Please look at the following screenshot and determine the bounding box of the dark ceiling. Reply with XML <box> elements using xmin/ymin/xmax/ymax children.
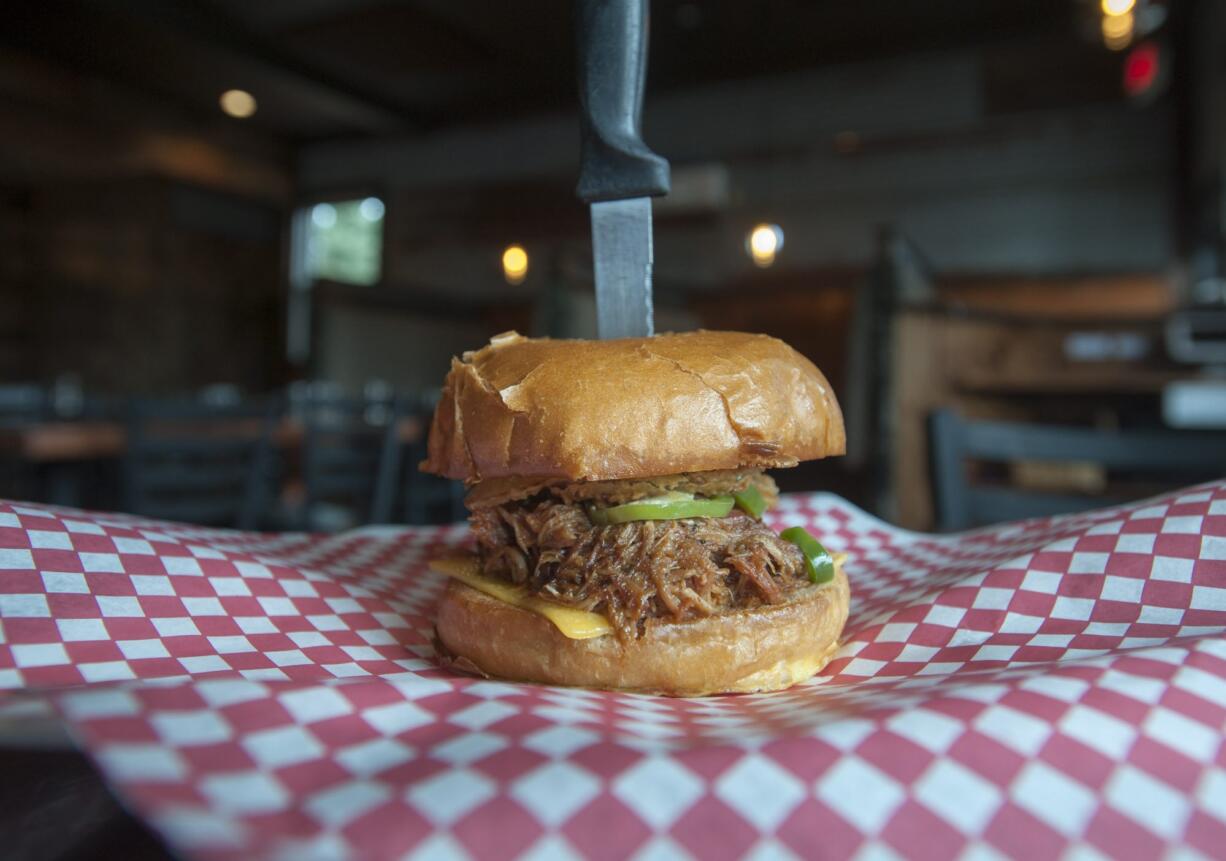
<box><xmin>0</xmin><ymin>0</ymin><xmax>1097</xmax><ymax>143</ymax></box>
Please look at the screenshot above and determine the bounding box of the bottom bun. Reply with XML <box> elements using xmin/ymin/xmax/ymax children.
<box><xmin>434</xmin><ymin>564</ymin><xmax>850</xmax><ymax>696</ymax></box>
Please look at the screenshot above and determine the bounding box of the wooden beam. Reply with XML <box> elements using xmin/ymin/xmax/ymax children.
<box><xmin>173</xmin><ymin>0</ymin><xmax>427</xmax><ymax>129</ymax></box>
<box><xmin>0</xmin><ymin>0</ymin><xmax>411</xmax><ymax>136</ymax></box>
<box><xmin>0</xmin><ymin>53</ymin><xmax>290</xmax><ymax>200</ymax></box>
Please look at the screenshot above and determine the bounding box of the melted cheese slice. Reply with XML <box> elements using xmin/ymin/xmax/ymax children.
<box><xmin>431</xmin><ymin>551</ymin><xmax>848</xmax><ymax>643</ymax></box>
<box><xmin>430</xmin><ymin>556</ymin><xmax>612</xmax><ymax>640</ymax></box>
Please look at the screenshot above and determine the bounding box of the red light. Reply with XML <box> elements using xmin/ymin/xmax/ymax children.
<box><xmin>1123</xmin><ymin>42</ymin><xmax>1160</xmax><ymax>97</ymax></box>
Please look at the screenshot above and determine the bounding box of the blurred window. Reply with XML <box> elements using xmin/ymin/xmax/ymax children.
<box><xmin>301</xmin><ymin>197</ymin><xmax>384</xmax><ymax>286</ymax></box>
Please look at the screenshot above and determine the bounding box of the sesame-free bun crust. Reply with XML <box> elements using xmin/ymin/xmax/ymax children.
<box><xmin>434</xmin><ymin>563</ymin><xmax>850</xmax><ymax>696</ymax></box>
<box><xmin>421</xmin><ymin>330</ymin><xmax>845</xmax><ymax>485</ymax></box>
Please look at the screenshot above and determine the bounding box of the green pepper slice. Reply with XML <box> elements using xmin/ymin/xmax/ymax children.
<box><xmin>732</xmin><ymin>486</ymin><xmax>767</xmax><ymax>519</ymax></box>
<box><xmin>588</xmin><ymin>493</ymin><xmax>735</xmax><ymax>525</ymax></box>
<box><xmin>779</xmin><ymin>526</ymin><xmax>836</xmax><ymax>584</ymax></box>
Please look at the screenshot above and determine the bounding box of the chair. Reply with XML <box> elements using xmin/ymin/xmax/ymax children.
<box><xmin>929</xmin><ymin>409</ymin><xmax>1226</xmax><ymax>531</ymax></box>
<box><xmin>122</xmin><ymin>398</ymin><xmax>282</xmax><ymax>529</ymax></box>
<box><xmin>372</xmin><ymin>391</ymin><xmax>466</xmax><ymax>526</ymax></box>
<box><xmin>0</xmin><ymin>384</ymin><xmax>51</xmax><ymax>502</ymax></box>
<box><xmin>0</xmin><ymin>384</ymin><xmax>49</xmax><ymax>422</ymax></box>
<box><xmin>300</xmin><ymin>390</ymin><xmax>402</xmax><ymax>530</ymax></box>
<box><xmin>844</xmin><ymin>228</ymin><xmax>937</xmax><ymax>518</ymax></box>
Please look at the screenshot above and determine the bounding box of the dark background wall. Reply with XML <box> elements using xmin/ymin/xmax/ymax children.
<box><xmin>0</xmin><ymin>0</ymin><xmax>1206</xmax><ymax>398</ymax></box>
<box><xmin>0</xmin><ymin>31</ymin><xmax>291</xmax><ymax>394</ymax></box>
<box><xmin>299</xmin><ymin>49</ymin><xmax>1175</xmax><ymax>389</ymax></box>
<box><xmin>1</xmin><ymin>180</ymin><xmax>285</xmax><ymax>393</ymax></box>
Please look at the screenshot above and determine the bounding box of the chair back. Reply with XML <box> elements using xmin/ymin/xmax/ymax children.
<box><xmin>301</xmin><ymin>391</ymin><xmax>401</xmax><ymax>530</ymax></box>
<box><xmin>372</xmin><ymin>391</ymin><xmax>465</xmax><ymax>526</ymax></box>
<box><xmin>123</xmin><ymin>398</ymin><xmax>281</xmax><ymax>529</ymax></box>
<box><xmin>0</xmin><ymin>384</ymin><xmax>52</xmax><ymax>501</ymax></box>
<box><xmin>929</xmin><ymin>409</ymin><xmax>1226</xmax><ymax>530</ymax></box>
<box><xmin>0</xmin><ymin>384</ymin><xmax>49</xmax><ymax>423</ymax></box>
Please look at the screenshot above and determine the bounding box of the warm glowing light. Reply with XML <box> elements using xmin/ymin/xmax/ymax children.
<box><xmin>502</xmin><ymin>244</ymin><xmax>529</xmax><ymax>284</ymax></box>
<box><xmin>219</xmin><ymin>89</ymin><xmax>257</xmax><ymax>118</ymax></box>
<box><xmin>1101</xmin><ymin>0</ymin><xmax>1136</xmax><ymax>16</ymax></box>
<box><xmin>747</xmin><ymin>223</ymin><xmax>784</xmax><ymax>268</ymax></box>
<box><xmin>1102</xmin><ymin>11</ymin><xmax>1134</xmax><ymax>50</ymax></box>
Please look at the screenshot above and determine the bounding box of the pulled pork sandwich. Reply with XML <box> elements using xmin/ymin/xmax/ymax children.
<box><xmin>421</xmin><ymin>330</ymin><xmax>849</xmax><ymax>696</ymax></box>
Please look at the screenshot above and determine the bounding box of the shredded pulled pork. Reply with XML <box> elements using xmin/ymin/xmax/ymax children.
<box><xmin>469</xmin><ymin>485</ymin><xmax>809</xmax><ymax>640</ymax></box>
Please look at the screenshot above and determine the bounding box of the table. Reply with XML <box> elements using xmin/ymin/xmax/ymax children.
<box><xmin>0</xmin><ymin>417</ymin><xmax>425</xmax><ymax>464</ymax></box>
<box><xmin>2</xmin><ymin>485</ymin><xmax>1224</xmax><ymax>860</ymax></box>
<box><xmin>0</xmin><ymin>417</ymin><xmax>424</xmax><ymax>507</ymax></box>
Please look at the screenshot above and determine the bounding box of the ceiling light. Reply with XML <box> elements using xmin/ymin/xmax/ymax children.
<box><xmin>1101</xmin><ymin>0</ymin><xmax>1136</xmax><ymax>16</ymax></box>
<box><xmin>747</xmin><ymin>224</ymin><xmax>784</xmax><ymax>268</ymax></box>
<box><xmin>1102</xmin><ymin>11</ymin><xmax>1134</xmax><ymax>50</ymax></box>
<box><xmin>311</xmin><ymin>203</ymin><xmax>337</xmax><ymax>229</ymax></box>
<box><xmin>502</xmin><ymin>244</ymin><xmax>528</xmax><ymax>285</ymax></box>
<box><xmin>219</xmin><ymin>89</ymin><xmax>257</xmax><ymax>119</ymax></box>
<box><xmin>359</xmin><ymin>197</ymin><xmax>385</xmax><ymax>222</ymax></box>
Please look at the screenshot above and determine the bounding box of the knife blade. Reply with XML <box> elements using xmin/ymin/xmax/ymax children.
<box><xmin>575</xmin><ymin>0</ymin><xmax>670</xmax><ymax>340</ymax></box>
<box><xmin>590</xmin><ymin>197</ymin><xmax>654</xmax><ymax>339</ymax></box>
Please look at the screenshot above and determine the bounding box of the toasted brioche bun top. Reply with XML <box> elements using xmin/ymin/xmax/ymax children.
<box><xmin>421</xmin><ymin>330</ymin><xmax>845</xmax><ymax>485</ymax></box>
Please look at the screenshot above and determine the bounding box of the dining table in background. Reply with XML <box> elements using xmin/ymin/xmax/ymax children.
<box><xmin>0</xmin><ymin>416</ymin><xmax>425</xmax><ymax>508</ymax></box>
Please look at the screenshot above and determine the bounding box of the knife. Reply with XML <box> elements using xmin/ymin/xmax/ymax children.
<box><xmin>576</xmin><ymin>0</ymin><xmax>671</xmax><ymax>339</ymax></box>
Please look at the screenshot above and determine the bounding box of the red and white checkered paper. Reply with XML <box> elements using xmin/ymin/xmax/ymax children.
<box><xmin>2</xmin><ymin>483</ymin><xmax>1225</xmax><ymax>861</ymax></box>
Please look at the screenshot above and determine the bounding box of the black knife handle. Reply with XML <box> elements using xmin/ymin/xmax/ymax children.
<box><xmin>576</xmin><ymin>0</ymin><xmax>670</xmax><ymax>203</ymax></box>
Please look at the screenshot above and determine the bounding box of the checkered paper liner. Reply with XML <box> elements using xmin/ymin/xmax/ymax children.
<box><xmin>1</xmin><ymin>484</ymin><xmax>1225</xmax><ymax>861</ymax></box>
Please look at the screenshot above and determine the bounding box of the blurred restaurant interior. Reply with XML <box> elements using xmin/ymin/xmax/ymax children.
<box><xmin>2</xmin><ymin>0</ymin><xmax>1226</xmax><ymax>533</ymax></box>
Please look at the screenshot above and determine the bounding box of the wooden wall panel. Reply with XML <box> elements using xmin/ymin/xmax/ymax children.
<box><xmin>12</xmin><ymin>180</ymin><xmax>284</xmax><ymax>394</ymax></box>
